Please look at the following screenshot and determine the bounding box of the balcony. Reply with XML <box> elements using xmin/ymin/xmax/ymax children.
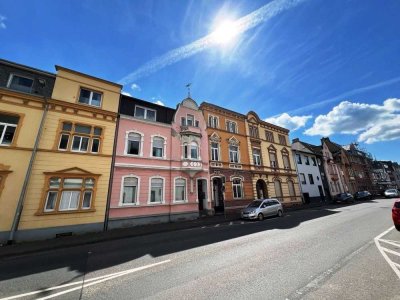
<box><xmin>180</xmin><ymin>125</ymin><xmax>201</xmax><ymax>137</ymax></box>
<box><xmin>181</xmin><ymin>160</ymin><xmax>203</xmax><ymax>177</ymax></box>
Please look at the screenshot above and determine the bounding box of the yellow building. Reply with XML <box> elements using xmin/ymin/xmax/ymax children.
<box><xmin>245</xmin><ymin>111</ymin><xmax>302</xmax><ymax>206</ymax></box>
<box><xmin>0</xmin><ymin>60</ymin><xmax>121</xmax><ymax>242</ymax></box>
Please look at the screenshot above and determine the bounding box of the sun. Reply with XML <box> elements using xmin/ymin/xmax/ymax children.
<box><xmin>211</xmin><ymin>20</ymin><xmax>240</xmax><ymax>45</ymax></box>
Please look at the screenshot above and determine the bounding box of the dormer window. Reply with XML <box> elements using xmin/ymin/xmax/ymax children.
<box><xmin>181</xmin><ymin>114</ymin><xmax>199</xmax><ymax>127</ymax></box>
<box><xmin>7</xmin><ymin>74</ymin><xmax>34</xmax><ymax>93</ymax></box>
<box><xmin>78</xmin><ymin>88</ymin><xmax>102</xmax><ymax>107</ymax></box>
<box><xmin>187</xmin><ymin>114</ymin><xmax>194</xmax><ymax>126</ymax></box>
<box><xmin>134</xmin><ymin>106</ymin><xmax>156</xmax><ymax>121</ymax></box>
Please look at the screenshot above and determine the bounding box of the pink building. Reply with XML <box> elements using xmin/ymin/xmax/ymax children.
<box><xmin>108</xmin><ymin>95</ymin><xmax>211</xmax><ymax>228</ymax></box>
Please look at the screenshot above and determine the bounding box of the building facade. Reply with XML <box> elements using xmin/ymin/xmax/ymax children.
<box><xmin>108</xmin><ymin>96</ymin><xmax>210</xmax><ymax>228</ymax></box>
<box><xmin>0</xmin><ymin>59</ymin><xmax>56</xmax><ymax>243</ymax></box>
<box><xmin>292</xmin><ymin>139</ymin><xmax>325</xmax><ymax>203</ymax></box>
<box><xmin>1</xmin><ymin>62</ymin><xmax>121</xmax><ymax>242</ymax></box>
<box><xmin>200</xmin><ymin>102</ymin><xmax>253</xmax><ymax>213</ymax></box>
<box><xmin>246</xmin><ymin>112</ymin><xmax>302</xmax><ymax>206</ymax></box>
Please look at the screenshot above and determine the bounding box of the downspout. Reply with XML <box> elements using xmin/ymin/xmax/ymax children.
<box><xmin>8</xmin><ymin>97</ymin><xmax>49</xmax><ymax>243</ymax></box>
<box><xmin>168</xmin><ymin>126</ymin><xmax>173</xmax><ymax>223</ymax></box>
<box><xmin>293</xmin><ymin>150</ymin><xmax>304</xmax><ymax>204</ymax></box>
<box><xmin>103</xmin><ymin>96</ymin><xmax>121</xmax><ymax>231</ymax></box>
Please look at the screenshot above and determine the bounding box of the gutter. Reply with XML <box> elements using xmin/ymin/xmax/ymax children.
<box><xmin>8</xmin><ymin>98</ymin><xmax>49</xmax><ymax>243</ymax></box>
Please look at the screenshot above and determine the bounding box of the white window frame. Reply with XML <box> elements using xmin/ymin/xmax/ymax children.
<box><xmin>226</xmin><ymin>120</ymin><xmax>238</xmax><ymax>133</ymax></box>
<box><xmin>148</xmin><ymin>176</ymin><xmax>165</xmax><ymax>204</ymax></box>
<box><xmin>71</xmin><ymin>135</ymin><xmax>90</xmax><ymax>152</ymax></box>
<box><xmin>208</xmin><ymin>115</ymin><xmax>219</xmax><ymax>128</ymax></box>
<box><xmin>190</xmin><ymin>141</ymin><xmax>199</xmax><ymax>160</ymax></box>
<box><xmin>78</xmin><ymin>88</ymin><xmax>102</xmax><ymax>107</ymax></box>
<box><xmin>119</xmin><ymin>175</ymin><xmax>140</xmax><ymax>206</ymax></box>
<box><xmin>7</xmin><ymin>73</ymin><xmax>34</xmax><ymax>93</ymax></box>
<box><xmin>232</xmin><ymin>177</ymin><xmax>244</xmax><ymax>199</ymax></box>
<box><xmin>186</xmin><ymin>114</ymin><xmax>195</xmax><ymax>127</ymax></box>
<box><xmin>210</xmin><ymin>141</ymin><xmax>220</xmax><ymax>161</ymax></box>
<box><xmin>124</xmin><ymin>131</ymin><xmax>144</xmax><ymax>156</ymax></box>
<box><xmin>59</xmin><ymin>190</ymin><xmax>81</xmax><ymax>211</ymax></box>
<box><xmin>134</xmin><ymin>105</ymin><xmax>157</xmax><ymax>121</ymax></box>
<box><xmin>150</xmin><ymin>135</ymin><xmax>166</xmax><ymax>159</ymax></box>
<box><xmin>0</xmin><ymin>120</ymin><xmax>18</xmax><ymax>146</ymax></box>
<box><xmin>173</xmin><ymin>177</ymin><xmax>187</xmax><ymax>203</ymax></box>
<box><xmin>229</xmin><ymin>144</ymin><xmax>240</xmax><ymax>163</ymax></box>
<box><xmin>253</xmin><ymin>148</ymin><xmax>261</xmax><ymax>166</ymax></box>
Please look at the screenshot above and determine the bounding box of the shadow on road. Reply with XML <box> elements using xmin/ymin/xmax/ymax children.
<box><xmin>0</xmin><ymin>205</ymin><xmax>348</xmax><ymax>285</ymax></box>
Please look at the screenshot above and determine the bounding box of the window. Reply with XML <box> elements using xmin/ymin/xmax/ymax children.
<box><xmin>183</xmin><ymin>143</ymin><xmax>189</xmax><ymax>158</ymax></box>
<box><xmin>265</xmin><ymin>131</ymin><xmax>274</xmax><ymax>142</ymax></box>
<box><xmin>7</xmin><ymin>74</ymin><xmax>33</xmax><ymax>93</ymax></box>
<box><xmin>288</xmin><ymin>180</ymin><xmax>296</xmax><ymax>199</ymax></box>
<box><xmin>274</xmin><ymin>180</ymin><xmax>283</xmax><ymax>199</ymax></box>
<box><xmin>134</xmin><ymin>106</ymin><xmax>156</xmax><ymax>121</ymax></box>
<box><xmin>190</xmin><ymin>142</ymin><xmax>199</xmax><ymax>159</ymax></box>
<box><xmin>253</xmin><ymin>148</ymin><xmax>261</xmax><ymax>166</ymax></box>
<box><xmin>58</xmin><ymin>122</ymin><xmax>102</xmax><ymax>153</ymax></box>
<box><xmin>226</xmin><ymin>120</ymin><xmax>238</xmax><ymax>133</ymax></box>
<box><xmin>305</xmin><ymin>156</ymin><xmax>310</xmax><ymax>165</ymax></box>
<box><xmin>0</xmin><ymin>113</ymin><xmax>19</xmax><ymax>146</ymax></box>
<box><xmin>249</xmin><ymin>125</ymin><xmax>259</xmax><ymax>138</ymax></box>
<box><xmin>308</xmin><ymin>174</ymin><xmax>314</xmax><ymax>184</ymax></box>
<box><xmin>229</xmin><ymin>144</ymin><xmax>239</xmax><ymax>163</ymax></box>
<box><xmin>150</xmin><ymin>178</ymin><xmax>163</xmax><ymax>203</ymax></box>
<box><xmin>126</xmin><ymin>132</ymin><xmax>142</xmax><ymax>155</ymax></box>
<box><xmin>232</xmin><ymin>178</ymin><xmax>243</xmax><ymax>199</ymax></box>
<box><xmin>186</xmin><ymin>114</ymin><xmax>194</xmax><ymax>126</ymax></box>
<box><xmin>208</xmin><ymin>115</ymin><xmax>219</xmax><ymax>128</ymax></box>
<box><xmin>43</xmin><ymin>176</ymin><xmax>95</xmax><ymax>213</ymax></box>
<box><xmin>211</xmin><ymin>142</ymin><xmax>220</xmax><ymax>161</ymax></box>
<box><xmin>152</xmin><ymin>137</ymin><xmax>165</xmax><ymax>158</ymax></box>
<box><xmin>282</xmin><ymin>154</ymin><xmax>290</xmax><ymax>169</ymax></box>
<box><xmin>300</xmin><ymin>173</ymin><xmax>306</xmax><ymax>184</ymax></box>
<box><xmin>296</xmin><ymin>154</ymin><xmax>302</xmax><ymax>164</ymax></box>
<box><xmin>311</xmin><ymin>157</ymin><xmax>317</xmax><ymax>166</ymax></box>
<box><xmin>78</xmin><ymin>88</ymin><xmax>102</xmax><ymax>107</ymax></box>
<box><xmin>278</xmin><ymin>134</ymin><xmax>287</xmax><ymax>145</ymax></box>
<box><xmin>269</xmin><ymin>150</ymin><xmax>278</xmax><ymax>168</ymax></box>
<box><xmin>174</xmin><ymin>178</ymin><xmax>186</xmax><ymax>202</ymax></box>
<box><xmin>122</xmin><ymin>177</ymin><xmax>138</xmax><ymax>205</ymax></box>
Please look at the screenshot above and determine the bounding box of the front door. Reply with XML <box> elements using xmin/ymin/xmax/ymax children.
<box><xmin>197</xmin><ymin>179</ymin><xmax>207</xmax><ymax>212</ymax></box>
<box><xmin>212</xmin><ymin>177</ymin><xmax>224</xmax><ymax>213</ymax></box>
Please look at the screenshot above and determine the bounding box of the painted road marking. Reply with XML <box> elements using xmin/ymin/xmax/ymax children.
<box><xmin>374</xmin><ymin>226</ymin><xmax>400</xmax><ymax>279</ymax></box>
<box><xmin>0</xmin><ymin>259</ymin><xmax>171</xmax><ymax>300</ymax></box>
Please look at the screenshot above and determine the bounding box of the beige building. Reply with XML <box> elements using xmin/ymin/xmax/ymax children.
<box><xmin>245</xmin><ymin>111</ymin><xmax>302</xmax><ymax>206</ymax></box>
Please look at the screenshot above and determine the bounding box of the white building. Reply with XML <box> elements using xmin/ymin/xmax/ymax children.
<box><xmin>292</xmin><ymin>139</ymin><xmax>326</xmax><ymax>203</ymax></box>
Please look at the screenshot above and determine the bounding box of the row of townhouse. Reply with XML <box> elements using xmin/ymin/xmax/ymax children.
<box><xmin>292</xmin><ymin>137</ymin><xmax>400</xmax><ymax>203</ymax></box>
<box><xmin>0</xmin><ymin>59</ymin><xmax>301</xmax><ymax>243</ymax></box>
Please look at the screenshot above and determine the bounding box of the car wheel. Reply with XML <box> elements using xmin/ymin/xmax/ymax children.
<box><xmin>277</xmin><ymin>210</ymin><xmax>283</xmax><ymax>217</ymax></box>
<box><xmin>257</xmin><ymin>213</ymin><xmax>264</xmax><ymax>221</ymax></box>
<box><xmin>395</xmin><ymin>225</ymin><xmax>400</xmax><ymax>231</ymax></box>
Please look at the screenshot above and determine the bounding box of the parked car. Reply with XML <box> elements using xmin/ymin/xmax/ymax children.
<box><xmin>384</xmin><ymin>189</ymin><xmax>399</xmax><ymax>198</ymax></box>
<box><xmin>333</xmin><ymin>192</ymin><xmax>354</xmax><ymax>204</ymax></box>
<box><xmin>241</xmin><ymin>199</ymin><xmax>283</xmax><ymax>221</ymax></box>
<box><xmin>354</xmin><ymin>191</ymin><xmax>373</xmax><ymax>201</ymax></box>
<box><xmin>392</xmin><ymin>200</ymin><xmax>400</xmax><ymax>231</ymax></box>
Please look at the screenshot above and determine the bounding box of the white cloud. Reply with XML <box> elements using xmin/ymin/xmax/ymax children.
<box><xmin>121</xmin><ymin>91</ymin><xmax>132</xmax><ymax>96</ymax></box>
<box><xmin>304</xmin><ymin>98</ymin><xmax>400</xmax><ymax>144</ymax></box>
<box><xmin>0</xmin><ymin>15</ymin><xmax>6</xmax><ymax>29</ymax></box>
<box><xmin>154</xmin><ymin>100</ymin><xmax>165</xmax><ymax>106</ymax></box>
<box><xmin>118</xmin><ymin>0</ymin><xmax>308</xmax><ymax>84</ymax></box>
<box><xmin>131</xmin><ymin>83</ymin><xmax>141</xmax><ymax>91</ymax></box>
<box><xmin>264</xmin><ymin>113</ymin><xmax>312</xmax><ymax>131</ymax></box>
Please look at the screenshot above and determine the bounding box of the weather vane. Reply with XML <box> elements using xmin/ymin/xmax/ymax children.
<box><xmin>186</xmin><ymin>83</ymin><xmax>191</xmax><ymax>98</ymax></box>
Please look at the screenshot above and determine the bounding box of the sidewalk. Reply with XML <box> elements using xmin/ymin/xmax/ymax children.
<box><xmin>0</xmin><ymin>202</ymin><xmax>330</xmax><ymax>259</ymax></box>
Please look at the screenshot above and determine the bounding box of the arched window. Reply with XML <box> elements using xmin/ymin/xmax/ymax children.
<box><xmin>126</xmin><ymin>132</ymin><xmax>142</xmax><ymax>155</ymax></box>
<box><xmin>174</xmin><ymin>178</ymin><xmax>186</xmax><ymax>202</ymax></box>
<box><xmin>268</xmin><ymin>146</ymin><xmax>278</xmax><ymax>168</ymax></box>
<box><xmin>281</xmin><ymin>148</ymin><xmax>290</xmax><ymax>169</ymax></box>
<box><xmin>288</xmin><ymin>180</ymin><xmax>296</xmax><ymax>199</ymax></box>
<box><xmin>152</xmin><ymin>136</ymin><xmax>164</xmax><ymax>158</ymax></box>
<box><xmin>232</xmin><ymin>178</ymin><xmax>243</xmax><ymax>199</ymax></box>
<box><xmin>121</xmin><ymin>176</ymin><xmax>139</xmax><ymax>205</ymax></box>
<box><xmin>274</xmin><ymin>179</ymin><xmax>283</xmax><ymax>200</ymax></box>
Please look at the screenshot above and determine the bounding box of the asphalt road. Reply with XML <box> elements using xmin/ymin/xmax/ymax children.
<box><xmin>0</xmin><ymin>198</ymin><xmax>399</xmax><ymax>300</ymax></box>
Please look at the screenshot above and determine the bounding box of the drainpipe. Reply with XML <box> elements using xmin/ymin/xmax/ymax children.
<box><xmin>293</xmin><ymin>150</ymin><xmax>304</xmax><ymax>204</ymax></box>
<box><xmin>8</xmin><ymin>98</ymin><xmax>49</xmax><ymax>243</ymax></box>
<box><xmin>103</xmin><ymin>96</ymin><xmax>121</xmax><ymax>231</ymax></box>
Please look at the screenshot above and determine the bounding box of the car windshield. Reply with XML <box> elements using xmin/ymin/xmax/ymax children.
<box><xmin>247</xmin><ymin>200</ymin><xmax>262</xmax><ymax>208</ymax></box>
<box><xmin>387</xmin><ymin>189</ymin><xmax>397</xmax><ymax>193</ymax></box>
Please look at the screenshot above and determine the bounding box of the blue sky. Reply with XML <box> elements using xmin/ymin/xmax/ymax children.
<box><xmin>1</xmin><ymin>0</ymin><xmax>400</xmax><ymax>162</ymax></box>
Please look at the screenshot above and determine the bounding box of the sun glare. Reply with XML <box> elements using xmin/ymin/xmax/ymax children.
<box><xmin>211</xmin><ymin>20</ymin><xmax>240</xmax><ymax>45</ymax></box>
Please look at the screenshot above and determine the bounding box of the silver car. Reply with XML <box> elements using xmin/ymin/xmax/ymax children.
<box><xmin>384</xmin><ymin>189</ymin><xmax>399</xmax><ymax>198</ymax></box>
<box><xmin>241</xmin><ymin>199</ymin><xmax>284</xmax><ymax>221</ymax></box>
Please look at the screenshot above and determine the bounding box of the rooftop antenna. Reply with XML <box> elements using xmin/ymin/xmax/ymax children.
<box><xmin>186</xmin><ymin>83</ymin><xmax>191</xmax><ymax>98</ymax></box>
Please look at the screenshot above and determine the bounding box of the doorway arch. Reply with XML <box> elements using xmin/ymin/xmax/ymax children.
<box><xmin>256</xmin><ymin>179</ymin><xmax>268</xmax><ymax>199</ymax></box>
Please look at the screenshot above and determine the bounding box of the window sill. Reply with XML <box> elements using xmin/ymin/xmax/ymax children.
<box><xmin>123</xmin><ymin>154</ymin><xmax>142</xmax><ymax>157</ymax></box>
<box><xmin>118</xmin><ymin>203</ymin><xmax>139</xmax><ymax>207</ymax></box>
<box><xmin>150</xmin><ymin>156</ymin><xmax>166</xmax><ymax>160</ymax></box>
<box><xmin>35</xmin><ymin>208</ymin><xmax>96</xmax><ymax>216</ymax></box>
